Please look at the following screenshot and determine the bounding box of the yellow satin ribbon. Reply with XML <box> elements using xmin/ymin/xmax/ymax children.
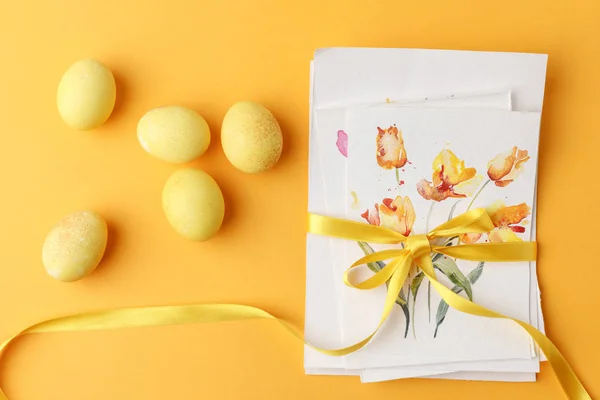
<box><xmin>0</xmin><ymin>209</ymin><xmax>590</xmax><ymax>400</ymax></box>
<box><xmin>308</xmin><ymin>208</ymin><xmax>590</xmax><ymax>400</ymax></box>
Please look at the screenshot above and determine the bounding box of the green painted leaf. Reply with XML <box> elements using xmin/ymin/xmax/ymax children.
<box><xmin>433</xmin><ymin>257</ymin><xmax>473</xmax><ymax>301</ymax></box>
<box><xmin>357</xmin><ymin>241</ymin><xmax>409</xmax><ymax>338</ymax></box>
<box><xmin>398</xmin><ymin>296</ymin><xmax>410</xmax><ymax>339</ymax></box>
<box><xmin>427</xmin><ymin>281</ymin><xmax>431</xmax><ymax>323</ymax></box>
<box><xmin>410</xmin><ymin>272</ymin><xmax>425</xmax><ymax>299</ymax></box>
<box><xmin>434</xmin><ymin>298</ymin><xmax>451</xmax><ymax>338</ymax></box>
<box><xmin>410</xmin><ymin>272</ymin><xmax>426</xmax><ymax>339</ymax></box>
<box><xmin>357</xmin><ymin>241</ymin><xmax>386</xmax><ymax>273</ymax></box>
<box><xmin>434</xmin><ymin>262</ymin><xmax>485</xmax><ymax>338</ymax></box>
<box><xmin>468</xmin><ymin>261</ymin><xmax>485</xmax><ymax>284</ymax></box>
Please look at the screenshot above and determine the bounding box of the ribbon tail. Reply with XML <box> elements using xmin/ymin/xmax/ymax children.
<box><xmin>0</xmin><ymin>257</ymin><xmax>414</xmax><ymax>399</ymax></box>
<box><xmin>422</xmin><ymin>270</ymin><xmax>592</xmax><ymax>400</ymax></box>
<box><xmin>0</xmin><ymin>304</ymin><xmax>295</xmax><ymax>400</ymax></box>
<box><xmin>344</xmin><ymin>250</ymin><xmax>410</xmax><ymax>290</ymax></box>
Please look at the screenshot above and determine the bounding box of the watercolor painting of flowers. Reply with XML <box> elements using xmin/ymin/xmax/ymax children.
<box><xmin>356</xmin><ymin>134</ymin><xmax>532</xmax><ymax>339</ymax></box>
<box><xmin>416</xmin><ymin>149</ymin><xmax>482</xmax><ymax>202</ymax></box>
<box><xmin>487</xmin><ymin>146</ymin><xmax>530</xmax><ymax>187</ymax></box>
<box><xmin>376</xmin><ymin>126</ymin><xmax>407</xmax><ymax>185</ymax></box>
<box><xmin>361</xmin><ymin>196</ymin><xmax>416</xmax><ymax>236</ymax></box>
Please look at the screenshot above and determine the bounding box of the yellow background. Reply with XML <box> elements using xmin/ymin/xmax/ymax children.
<box><xmin>0</xmin><ymin>0</ymin><xmax>598</xmax><ymax>399</ymax></box>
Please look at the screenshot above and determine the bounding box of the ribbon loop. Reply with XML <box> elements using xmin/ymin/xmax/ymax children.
<box><xmin>344</xmin><ymin>254</ymin><xmax>402</xmax><ymax>290</ymax></box>
<box><xmin>350</xmin><ymin>249</ymin><xmax>408</xmax><ymax>267</ymax></box>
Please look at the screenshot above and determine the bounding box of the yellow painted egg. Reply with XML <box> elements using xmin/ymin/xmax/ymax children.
<box><xmin>57</xmin><ymin>59</ymin><xmax>116</xmax><ymax>130</ymax></box>
<box><xmin>162</xmin><ymin>168</ymin><xmax>225</xmax><ymax>241</ymax></box>
<box><xmin>42</xmin><ymin>211</ymin><xmax>108</xmax><ymax>282</ymax></box>
<box><xmin>137</xmin><ymin>106</ymin><xmax>211</xmax><ymax>164</ymax></box>
<box><xmin>221</xmin><ymin>101</ymin><xmax>282</xmax><ymax>173</ymax></box>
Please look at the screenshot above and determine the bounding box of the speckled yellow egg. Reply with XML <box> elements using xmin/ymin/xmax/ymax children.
<box><xmin>221</xmin><ymin>101</ymin><xmax>282</xmax><ymax>173</ymax></box>
<box><xmin>57</xmin><ymin>59</ymin><xmax>116</xmax><ymax>130</ymax></box>
<box><xmin>42</xmin><ymin>211</ymin><xmax>108</xmax><ymax>282</ymax></box>
<box><xmin>137</xmin><ymin>106</ymin><xmax>211</xmax><ymax>164</ymax></box>
<box><xmin>162</xmin><ymin>168</ymin><xmax>225</xmax><ymax>241</ymax></box>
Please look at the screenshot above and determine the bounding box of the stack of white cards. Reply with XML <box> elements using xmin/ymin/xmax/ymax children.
<box><xmin>305</xmin><ymin>48</ymin><xmax>548</xmax><ymax>383</ymax></box>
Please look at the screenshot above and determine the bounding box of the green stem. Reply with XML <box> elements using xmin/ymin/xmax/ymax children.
<box><xmin>425</xmin><ymin>201</ymin><xmax>435</xmax><ymax>232</ymax></box>
<box><xmin>467</xmin><ymin>179</ymin><xmax>491</xmax><ymax>211</ymax></box>
<box><xmin>411</xmin><ymin>291</ymin><xmax>417</xmax><ymax>339</ymax></box>
<box><xmin>425</xmin><ymin>201</ymin><xmax>435</xmax><ymax>323</ymax></box>
<box><xmin>427</xmin><ymin>281</ymin><xmax>431</xmax><ymax>323</ymax></box>
<box><xmin>395</xmin><ymin>167</ymin><xmax>401</xmax><ymax>185</ymax></box>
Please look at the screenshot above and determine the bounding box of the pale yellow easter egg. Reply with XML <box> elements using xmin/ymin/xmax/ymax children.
<box><xmin>57</xmin><ymin>59</ymin><xmax>116</xmax><ymax>130</ymax></box>
<box><xmin>137</xmin><ymin>106</ymin><xmax>211</xmax><ymax>164</ymax></box>
<box><xmin>221</xmin><ymin>101</ymin><xmax>282</xmax><ymax>173</ymax></box>
<box><xmin>162</xmin><ymin>168</ymin><xmax>225</xmax><ymax>241</ymax></box>
<box><xmin>42</xmin><ymin>211</ymin><xmax>108</xmax><ymax>282</ymax></box>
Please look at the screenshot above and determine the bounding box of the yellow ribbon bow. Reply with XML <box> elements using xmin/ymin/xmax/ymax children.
<box><xmin>0</xmin><ymin>209</ymin><xmax>590</xmax><ymax>400</ymax></box>
<box><xmin>308</xmin><ymin>208</ymin><xmax>590</xmax><ymax>400</ymax></box>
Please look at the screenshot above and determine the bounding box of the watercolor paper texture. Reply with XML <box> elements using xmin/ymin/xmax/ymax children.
<box><xmin>305</xmin><ymin>48</ymin><xmax>548</xmax><ymax>381</ymax></box>
<box><xmin>313</xmin><ymin>48</ymin><xmax>547</xmax><ymax>111</ymax></box>
<box><xmin>312</xmin><ymin>98</ymin><xmax>543</xmax><ymax>375</ymax></box>
<box><xmin>307</xmin><ymin>94</ymin><xmax>531</xmax><ymax>380</ymax></box>
<box><xmin>310</xmin><ymin>102</ymin><xmax>543</xmax><ymax>377</ymax></box>
<box><xmin>341</xmin><ymin>106</ymin><xmax>540</xmax><ymax>366</ymax></box>
<box><xmin>310</xmin><ymin>88</ymin><xmax>544</xmax><ymax>378</ymax></box>
<box><xmin>308</xmin><ymin>93</ymin><xmax>513</xmax><ymax>365</ymax></box>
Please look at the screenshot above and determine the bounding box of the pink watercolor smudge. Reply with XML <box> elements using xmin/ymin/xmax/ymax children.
<box><xmin>336</xmin><ymin>130</ymin><xmax>348</xmax><ymax>157</ymax></box>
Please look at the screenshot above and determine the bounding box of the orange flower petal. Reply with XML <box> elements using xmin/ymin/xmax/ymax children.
<box><xmin>403</xmin><ymin>196</ymin><xmax>416</xmax><ymax>235</ymax></box>
<box><xmin>378</xmin><ymin>195</ymin><xmax>416</xmax><ymax>236</ymax></box>
<box><xmin>361</xmin><ymin>204</ymin><xmax>380</xmax><ymax>226</ymax></box>
<box><xmin>489</xmin><ymin>203</ymin><xmax>530</xmax><ymax>227</ymax></box>
<box><xmin>418</xmin><ymin>149</ymin><xmax>479</xmax><ymax>202</ymax></box>
<box><xmin>433</xmin><ymin>149</ymin><xmax>477</xmax><ymax>186</ymax></box>
<box><xmin>487</xmin><ymin>147</ymin><xmax>516</xmax><ymax>181</ymax></box>
<box><xmin>380</xmin><ymin>211</ymin><xmax>403</xmax><ymax>234</ymax></box>
<box><xmin>416</xmin><ymin>179</ymin><xmax>434</xmax><ymax>201</ymax></box>
<box><xmin>494</xmin><ymin>179</ymin><xmax>512</xmax><ymax>187</ymax></box>
<box><xmin>416</xmin><ymin>179</ymin><xmax>466</xmax><ymax>202</ymax></box>
<box><xmin>381</xmin><ymin>197</ymin><xmax>395</xmax><ymax>211</ymax></box>
<box><xmin>488</xmin><ymin>147</ymin><xmax>530</xmax><ymax>187</ymax></box>
<box><xmin>454</xmin><ymin>174</ymin><xmax>483</xmax><ymax>196</ymax></box>
<box><xmin>461</xmin><ymin>232</ymin><xmax>482</xmax><ymax>244</ymax></box>
<box><xmin>376</xmin><ymin>126</ymin><xmax>408</xmax><ymax>169</ymax></box>
<box><xmin>515</xmin><ymin>149</ymin><xmax>530</xmax><ymax>164</ymax></box>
